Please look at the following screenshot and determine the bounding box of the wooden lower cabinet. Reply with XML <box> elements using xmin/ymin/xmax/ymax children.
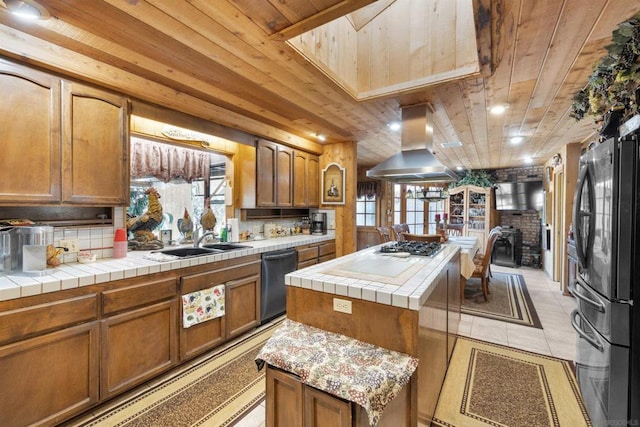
<box><xmin>226</xmin><ymin>274</ymin><xmax>260</xmax><ymax>339</ymax></box>
<box><xmin>0</xmin><ymin>322</ymin><xmax>100</xmax><ymax>427</ymax></box>
<box><xmin>297</xmin><ymin>239</ymin><xmax>336</xmax><ymax>269</ymax></box>
<box><xmin>266</xmin><ymin>365</ymin><xmax>408</xmax><ymax>427</ymax></box>
<box><xmin>180</xmin><ymin>255</ymin><xmax>261</xmax><ymax>360</ymax></box>
<box><xmin>100</xmin><ymin>299</ymin><xmax>179</xmax><ymax>399</ymax></box>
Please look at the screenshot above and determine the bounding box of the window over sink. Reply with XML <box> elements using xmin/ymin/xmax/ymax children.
<box><xmin>129</xmin><ymin>137</ymin><xmax>227</xmax><ymax>242</ymax></box>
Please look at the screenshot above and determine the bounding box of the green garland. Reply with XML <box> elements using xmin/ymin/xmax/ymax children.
<box><xmin>570</xmin><ymin>13</ymin><xmax>640</xmax><ymax>121</ymax></box>
<box><xmin>449</xmin><ymin>170</ymin><xmax>496</xmax><ymax>188</ymax></box>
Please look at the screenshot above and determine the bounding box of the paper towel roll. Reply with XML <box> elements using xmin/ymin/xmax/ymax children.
<box><xmin>227</xmin><ymin>218</ymin><xmax>239</xmax><ymax>242</ymax></box>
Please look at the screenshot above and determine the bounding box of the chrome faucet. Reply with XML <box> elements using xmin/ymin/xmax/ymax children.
<box><xmin>194</xmin><ymin>231</ymin><xmax>216</xmax><ymax>247</ymax></box>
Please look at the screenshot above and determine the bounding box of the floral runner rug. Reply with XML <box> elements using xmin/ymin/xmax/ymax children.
<box><xmin>462</xmin><ymin>272</ymin><xmax>543</xmax><ymax>329</ymax></box>
<box><xmin>64</xmin><ymin>318</ymin><xmax>284</xmax><ymax>427</ymax></box>
<box><xmin>432</xmin><ymin>337</ymin><xmax>592</xmax><ymax>427</ymax></box>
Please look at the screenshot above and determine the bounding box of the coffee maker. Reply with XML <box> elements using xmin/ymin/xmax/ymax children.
<box><xmin>310</xmin><ymin>213</ymin><xmax>327</xmax><ymax>235</ymax></box>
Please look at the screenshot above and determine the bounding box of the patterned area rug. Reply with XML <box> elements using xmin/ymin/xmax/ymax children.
<box><xmin>433</xmin><ymin>337</ymin><xmax>592</xmax><ymax>427</ymax></box>
<box><xmin>462</xmin><ymin>272</ymin><xmax>543</xmax><ymax>329</ymax></box>
<box><xmin>64</xmin><ymin>319</ymin><xmax>284</xmax><ymax>427</ymax></box>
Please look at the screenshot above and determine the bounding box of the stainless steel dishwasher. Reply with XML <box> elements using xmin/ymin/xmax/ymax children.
<box><xmin>260</xmin><ymin>248</ymin><xmax>297</xmax><ymax>324</ymax></box>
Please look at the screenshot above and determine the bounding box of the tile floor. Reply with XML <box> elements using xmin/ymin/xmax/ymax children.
<box><xmin>235</xmin><ymin>265</ymin><xmax>578</xmax><ymax>427</ymax></box>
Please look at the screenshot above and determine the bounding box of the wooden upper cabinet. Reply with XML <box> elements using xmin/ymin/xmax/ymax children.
<box><xmin>0</xmin><ymin>59</ymin><xmax>61</xmax><ymax>204</ymax></box>
<box><xmin>256</xmin><ymin>139</ymin><xmax>294</xmax><ymax>207</ymax></box>
<box><xmin>307</xmin><ymin>154</ymin><xmax>319</xmax><ymax>207</ymax></box>
<box><xmin>293</xmin><ymin>150</ymin><xmax>319</xmax><ymax>207</ymax></box>
<box><xmin>62</xmin><ymin>81</ymin><xmax>130</xmax><ymax>205</ymax></box>
<box><xmin>276</xmin><ymin>145</ymin><xmax>293</xmax><ymax>207</ymax></box>
<box><xmin>0</xmin><ymin>58</ymin><xmax>130</xmax><ymax>206</ymax></box>
<box><xmin>256</xmin><ymin>140</ymin><xmax>278</xmax><ymax>207</ymax></box>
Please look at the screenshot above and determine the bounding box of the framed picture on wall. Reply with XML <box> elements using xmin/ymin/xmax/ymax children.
<box><xmin>321</xmin><ymin>162</ymin><xmax>345</xmax><ymax>205</ymax></box>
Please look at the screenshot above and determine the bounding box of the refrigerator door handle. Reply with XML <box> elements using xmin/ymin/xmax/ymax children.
<box><xmin>570</xmin><ymin>309</ymin><xmax>604</xmax><ymax>352</ymax></box>
<box><xmin>568</xmin><ymin>280</ymin><xmax>605</xmax><ymax>312</ymax></box>
<box><xmin>572</xmin><ymin>163</ymin><xmax>595</xmax><ymax>269</ymax></box>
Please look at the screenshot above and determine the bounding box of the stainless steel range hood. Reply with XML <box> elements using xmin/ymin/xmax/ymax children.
<box><xmin>366</xmin><ymin>104</ymin><xmax>459</xmax><ymax>183</ymax></box>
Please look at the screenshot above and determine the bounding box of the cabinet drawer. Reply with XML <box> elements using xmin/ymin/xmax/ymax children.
<box><xmin>181</xmin><ymin>258</ymin><xmax>261</xmax><ymax>294</ymax></box>
<box><xmin>0</xmin><ymin>294</ymin><xmax>98</xmax><ymax>345</ymax></box>
<box><xmin>102</xmin><ymin>278</ymin><xmax>177</xmax><ymax>315</ymax></box>
<box><xmin>297</xmin><ymin>258</ymin><xmax>317</xmax><ymax>269</ymax></box>
<box><xmin>319</xmin><ymin>241</ymin><xmax>336</xmax><ymax>257</ymax></box>
<box><xmin>297</xmin><ymin>245</ymin><xmax>319</xmax><ymax>262</ymax></box>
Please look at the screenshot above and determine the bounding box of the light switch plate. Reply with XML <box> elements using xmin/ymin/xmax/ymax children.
<box><xmin>59</xmin><ymin>239</ymin><xmax>80</xmax><ymax>253</ymax></box>
<box><xmin>333</xmin><ymin>298</ymin><xmax>352</xmax><ymax>314</ymax></box>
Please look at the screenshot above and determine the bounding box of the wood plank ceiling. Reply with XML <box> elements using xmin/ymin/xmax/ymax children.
<box><xmin>0</xmin><ymin>0</ymin><xmax>639</xmax><ymax>173</ymax></box>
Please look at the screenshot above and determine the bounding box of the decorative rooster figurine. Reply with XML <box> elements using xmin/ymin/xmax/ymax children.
<box><xmin>126</xmin><ymin>187</ymin><xmax>164</xmax><ymax>244</ymax></box>
<box><xmin>200</xmin><ymin>197</ymin><xmax>217</xmax><ymax>232</ymax></box>
<box><xmin>177</xmin><ymin>207</ymin><xmax>194</xmax><ymax>242</ymax></box>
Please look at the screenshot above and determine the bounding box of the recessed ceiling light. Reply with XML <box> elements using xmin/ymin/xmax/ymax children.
<box><xmin>488</xmin><ymin>104</ymin><xmax>509</xmax><ymax>115</ymax></box>
<box><xmin>441</xmin><ymin>141</ymin><xmax>463</xmax><ymax>148</ymax></box>
<box><xmin>456</xmin><ymin>166</ymin><xmax>464</xmax><ymax>171</ymax></box>
<box><xmin>387</xmin><ymin>121</ymin><xmax>401</xmax><ymax>131</ymax></box>
<box><xmin>510</xmin><ymin>136</ymin><xmax>523</xmax><ymax>145</ymax></box>
<box><xmin>524</xmin><ymin>156</ymin><xmax>533</xmax><ymax>164</ymax></box>
<box><xmin>317</xmin><ymin>134</ymin><xmax>326</xmax><ymax>142</ymax></box>
<box><xmin>3</xmin><ymin>0</ymin><xmax>50</xmax><ymax>20</ymax></box>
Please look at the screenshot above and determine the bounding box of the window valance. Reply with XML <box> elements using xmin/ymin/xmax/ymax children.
<box><xmin>357</xmin><ymin>181</ymin><xmax>383</xmax><ymax>199</ymax></box>
<box><xmin>130</xmin><ymin>137</ymin><xmax>210</xmax><ymax>183</ymax></box>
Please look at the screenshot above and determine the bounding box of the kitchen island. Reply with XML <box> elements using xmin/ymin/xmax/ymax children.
<box><xmin>274</xmin><ymin>242</ymin><xmax>462</xmax><ymax>426</ymax></box>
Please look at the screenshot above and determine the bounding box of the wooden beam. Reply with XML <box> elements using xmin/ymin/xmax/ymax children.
<box><xmin>269</xmin><ymin>0</ymin><xmax>376</xmax><ymax>40</ymax></box>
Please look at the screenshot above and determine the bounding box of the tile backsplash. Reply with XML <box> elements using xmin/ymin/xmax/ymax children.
<box><xmin>56</xmin><ymin>207</ymin><xmax>126</xmax><ymax>263</ymax></box>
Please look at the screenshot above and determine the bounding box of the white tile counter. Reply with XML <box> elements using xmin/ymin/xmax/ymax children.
<box><xmin>0</xmin><ymin>233</ymin><xmax>335</xmax><ymax>301</ymax></box>
<box><xmin>285</xmin><ymin>242</ymin><xmax>461</xmax><ymax>311</ymax></box>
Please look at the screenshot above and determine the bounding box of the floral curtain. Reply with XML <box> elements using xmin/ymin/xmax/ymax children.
<box><xmin>357</xmin><ymin>181</ymin><xmax>383</xmax><ymax>199</ymax></box>
<box><xmin>130</xmin><ymin>137</ymin><xmax>210</xmax><ymax>183</ymax></box>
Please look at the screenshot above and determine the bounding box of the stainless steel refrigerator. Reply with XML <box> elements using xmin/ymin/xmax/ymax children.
<box><xmin>570</xmin><ymin>134</ymin><xmax>640</xmax><ymax>426</ymax></box>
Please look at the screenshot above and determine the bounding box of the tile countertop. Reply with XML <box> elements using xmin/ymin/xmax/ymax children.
<box><xmin>285</xmin><ymin>243</ymin><xmax>461</xmax><ymax>311</ymax></box>
<box><xmin>0</xmin><ymin>233</ymin><xmax>335</xmax><ymax>302</ymax></box>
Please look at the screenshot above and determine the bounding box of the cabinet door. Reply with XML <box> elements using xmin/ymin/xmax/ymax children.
<box><xmin>266</xmin><ymin>366</ymin><xmax>304</xmax><ymax>427</ymax></box>
<box><xmin>62</xmin><ymin>81</ymin><xmax>130</xmax><ymax>205</ymax></box>
<box><xmin>101</xmin><ymin>299</ymin><xmax>178</xmax><ymax>399</ymax></box>
<box><xmin>307</xmin><ymin>154</ymin><xmax>320</xmax><ymax>207</ymax></box>
<box><xmin>0</xmin><ymin>322</ymin><xmax>99</xmax><ymax>426</ymax></box>
<box><xmin>0</xmin><ymin>59</ymin><xmax>61</xmax><ymax>204</ymax></box>
<box><xmin>293</xmin><ymin>151</ymin><xmax>309</xmax><ymax>207</ymax></box>
<box><xmin>226</xmin><ymin>274</ymin><xmax>260</xmax><ymax>339</ymax></box>
<box><xmin>293</xmin><ymin>151</ymin><xmax>320</xmax><ymax>207</ymax></box>
<box><xmin>257</xmin><ymin>140</ymin><xmax>278</xmax><ymax>207</ymax></box>
<box><xmin>276</xmin><ymin>145</ymin><xmax>293</xmax><ymax>206</ymax></box>
<box><xmin>304</xmin><ymin>386</ymin><xmax>352</xmax><ymax>427</ymax></box>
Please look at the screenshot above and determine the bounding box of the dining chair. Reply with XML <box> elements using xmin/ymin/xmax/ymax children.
<box><xmin>467</xmin><ymin>230</ymin><xmax>502</xmax><ymax>301</ymax></box>
<box><xmin>376</xmin><ymin>226</ymin><xmax>392</xmax><ymax>243</ymax></box>
<box><xmin>391</xmin><ymin>224</ymin><xmax>410</xmax><ymax>241</ymax></box>
<box><xmin>400</xmin><ymin>232</ymin><xmax>441</xmax><ymax>243</ymax></box>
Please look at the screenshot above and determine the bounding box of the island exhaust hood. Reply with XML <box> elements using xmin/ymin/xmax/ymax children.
<box><xmin>366</xmin><ymin>104</ymin><xmax>459</xmax><ymax>183</ymax></box>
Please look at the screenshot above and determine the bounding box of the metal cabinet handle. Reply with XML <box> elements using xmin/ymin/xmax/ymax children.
<box><xmin>570</xmin><ymin>309</ymin><xmax>604</xmax><ymax>352</ymax></box>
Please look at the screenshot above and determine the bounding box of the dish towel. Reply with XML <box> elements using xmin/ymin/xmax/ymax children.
<box><xmin>182</xmin><ymin>284</ymin><xmax>225</xmax><ymax>328</ymax></box>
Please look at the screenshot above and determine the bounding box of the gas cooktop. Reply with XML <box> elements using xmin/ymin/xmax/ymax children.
<box><xmin>380</xmin><ymin>241</ymin><xmax>442</xmax><ymax>257</ymax></box>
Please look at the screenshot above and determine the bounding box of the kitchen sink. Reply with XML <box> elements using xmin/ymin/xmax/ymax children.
<box><xmin>157</xmin><ymin>247</ymin><xmax>216</xmax><ymax>258</ymax></box>
<box><xmin>201</xmin><ymin>243</ymin><xmax>252</xmax><ymax>251</ymax></box>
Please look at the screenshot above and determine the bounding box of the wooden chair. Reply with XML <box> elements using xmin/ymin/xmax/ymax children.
<box><xmin>400</xmin><ymin>232</ymin><xmax>441</xmax><ymax>243</ymax></box>
<box><xmin>376</xmin><ymin>226</ymin><xmax>392</xmax><ymax>243</ymax></box>
<box><xmin>391</xmin><ymin>224</ymin><xmax>410</xmax><ymax>241</ymax></box>
<box><xmin>467</xmin><ymin>230</ymin><xmax>502</xmax><ymax>302</ymax></box>
<box><xmin>446</xmin><ymin>223</ymin><xmax>463</xmax><ymax>237</ymax></box>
